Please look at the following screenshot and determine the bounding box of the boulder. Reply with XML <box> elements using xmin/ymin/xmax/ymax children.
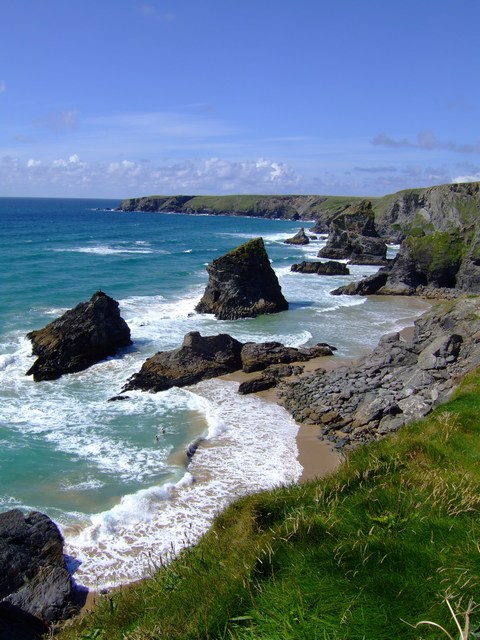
<box><xmin>240</xmin><ymin>341</ymin><xmax>335</xmax><ymax>373</ymax></box>
<box><xmin>318</xmin><ymin>200</ymin><xmax>387</xmax><ymax>264</ymax></box>
<box><xmin>291</xmin><ymin>260</ymin><xmax>350</xmax><ymax>276</ymax></box>
<box><xmin>195</xmin><ymin>238</ymin><xmax>288</xmax><ymax>320</ymax></box>
<box><xmin>123</xmin><ymin>331</ymin><xmax>244</xmax><ymax>392</ymax></box>
<box><xmin>284</xmin><ymin>227</ymin><xmax>310</xmax><ymax>245</ymax></box>
<box><xmin>0</xmin><ymin>510</ymin><xmax>79</xmax><ymax>639</ymax></box>
<box><xmin>238</xmin><ymin>364</ymin><xmax>304</xmax><ymax>395</ymax></box>
<box><xmin>26</xmin><ymin>291</ymin><xmax>132</xmax><ymax>381</ymax></box>
<box><xmin>279</xmin><ymin>297</ymin><xmax>480</xmax><ymax>451</ymax></box>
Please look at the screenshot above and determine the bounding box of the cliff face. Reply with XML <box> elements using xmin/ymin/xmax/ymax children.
<box><xmin>118</xmin><ymin>182</ymin><xmax>480</xmax><ymax>240</ymax></box>
<box><xmin>118</xmin><ymin>194</ymin><xmax>363</xmax><ymax>225</ymax></box>
<box><xmin>373</xmin><ymin>181</ymin><xmax>480</xmax><ymax>240</ymax></box>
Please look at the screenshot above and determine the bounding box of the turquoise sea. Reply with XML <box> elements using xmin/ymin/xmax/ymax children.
<box><xmin>0</xmin><ymin>197</ymin><xmax>430</xmax><ymax>589</ymax></box>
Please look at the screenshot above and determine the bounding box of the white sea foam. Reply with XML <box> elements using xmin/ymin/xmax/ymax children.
<box><xmin>63</xmin><ymin>379</ymin><xmax>301</xmax><ymax>588</ymax></box>
<box><xmin>53</xmin><ymin>245</ymin><xmax>164</xmax><ymax>256</ymax></box>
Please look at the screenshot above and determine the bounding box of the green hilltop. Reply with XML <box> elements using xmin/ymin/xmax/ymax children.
<box><xmin>119</xmin><ymin>181</ymin><xmax>480</xmax><ymax>241</ymax></box>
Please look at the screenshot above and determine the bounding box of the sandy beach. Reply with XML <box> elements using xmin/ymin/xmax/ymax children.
<box><xmin>221</xmin><ymin>353</ymin><xmax>349</xmax><ymax>483</ymax></box>
<box><xmin>221</xmin><ymin>320</ymin><xmax>420</xmax><ymax>483</ymax></box>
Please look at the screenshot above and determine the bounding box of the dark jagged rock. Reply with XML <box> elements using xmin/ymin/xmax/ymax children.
<box><xmin>332</xmin><ymin>232</ymin><xmax>465</xmax><ymax>296</ymax></box>
<box><xmin>291</xmin><ymin>260</ymin><xmax>350</xmax><ymax>276</ymax></box>
<box><xmin>318</xmin><ymin>200</ymin><xmax>387</xmax><ymax>264</ymax></box>
<box><xmin>123</xmin><ymin>332</ymin><xmax>244</xmax><ymax>392</ymax></box>
<box><xmin>238</xmin><ymin>364</ymin><xmax>304</xmax><ymax>395</ymax></box>
<box><xmin>240</xmin><ymin>341</ymin><xmax>335</xmax><ymax>373</ymax></box>
<box><xmin>0</xmin><ymin>509</ymin><xmax>79</xmax><ymax>639</ymax></box>
<box><xmin>123</xmin><ymin>333</ymin><xmax>336</xmax><ymax>393</ymax></box>
<box><xmin>26</xmin><ymin>291</ymin><xmax>132</xmax><ymax>381</ymax></box>
<box><xmin>279</xmin><ymin>297</ymin><xmax>480</xmax><ymax>450</ymax></box>
<box><xmin>195</xmin><ymin>238</ymin><xmax>288</xmax><ymax>320</ymax></box>
<box><xmin>284</xmin><ymin>227</ymin><xmax>310</xmax><ymax>245</ymax></box>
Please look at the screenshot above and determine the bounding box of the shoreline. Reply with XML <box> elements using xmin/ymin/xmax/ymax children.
<box><xmin>76</xmin><ymin>315</ymin><xmax>425</xmax><ymax>615</ymax></box>
<box><xmin>221</xmin><ymin>354</ymin><xmax>350</xmax><ymax>483</ymax></box>
<box><xmin>221</xmin><ymin>320</ymin><xmax>420</xmax><ymax>483</ymax></box>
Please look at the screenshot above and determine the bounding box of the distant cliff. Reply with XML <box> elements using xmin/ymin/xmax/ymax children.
<box><xmin>118</xmin><ymin>182</ymin><xmax>480</xmax><ymax>239</ymax></box>
<box><xmin>118</xmin><ymin>194</ymin><xmax>365</xmax><ymax>230</ymax></box>
<box><xmin>372</xmin><ymin>181</ymin><xmax>480</xmax><ymax>240</ymax></box>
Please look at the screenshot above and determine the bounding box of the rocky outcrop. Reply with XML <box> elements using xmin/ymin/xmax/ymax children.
<box><xmin>123</xmin><ymin>333</ymin><xmax>336</xmax><ymax>393</ymax></box>
<box><xmin>26</xmin><ymin>291</ymin><xmax>132</xmax><ymax>381</ymax></box>
<box><xmin>0</xmin><ymin>509</ymin><xmax>79</xmax><ymax>639</ymax></box>
<box><xmin>123</xmin><ymin>332</ymin><xmax>244</xmax><ymax>393</ymax></box>
<box><xmin>291</xmin><ymin>261</ymin><xmax>350</xmax><ymax>276</ymax></box>
<box><xmin>317</xmin><ymin>200</ymin><xmax>387</xmax><ymax>264</ymax></box>
<box><xmin>284</xmin><ymin>228</ymin><xmax>310</xmax><ymax>245</ymax></box>
<box><xmin>332</xmin><ymin>232</ymin><xmax>466</xmax><ymax>296</ymax></box>
<box><xmin>241</xmin><ymin>341</ymin><xmax>335</xmax><ymax>373</ymax></box>
<box><xmin>238</xmin><ymin>364</ymin><xmax>305</xmax><ymax>395</ymax></box>
<box><xmin>279</xmin><ymin>297</ymin><xmax>480</xmax><ymax>450</ymax></box>
<box><xmin>373</xmin><ymin>181</ymin><xmax>480</xmax><ymax>241</ymax></box>
<box><xmin>195</xmin><ymin>238</ymin><xmax>289</xmax><ymax>320</ymax></box>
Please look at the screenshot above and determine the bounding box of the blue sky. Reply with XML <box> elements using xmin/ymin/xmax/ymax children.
<box><xmin>1</xmin><ymin>0</ymin><xmax>479</xmax><ymax>199</ymax></box>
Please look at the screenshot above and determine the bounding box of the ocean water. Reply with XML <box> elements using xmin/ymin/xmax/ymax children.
<box><xmin>0</xmin><ymin>197</ymin><xmax>430</xmax><ymax>589</ymax></box>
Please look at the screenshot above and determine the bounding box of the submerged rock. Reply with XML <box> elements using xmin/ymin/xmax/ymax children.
<box><xmin>123</xmin><ymin>331</ymin><xmax>244</xmax><ymax>393</ymax></box>
<box><xmin>195</xmin><ymin>237</ymin><xmax>288</xmax><ymax>320</ymax></box>
<box><xmin>0</xmin><ymin>509</ymin><xmax>79</xmax><ymax>639</ymax></box>
<box><xmin>26</xmin><ymin>291</ymin><xmax>132</xmax><ymax>381</ymax></box>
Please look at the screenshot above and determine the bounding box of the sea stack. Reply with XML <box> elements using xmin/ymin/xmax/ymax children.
<box><xmin>318</xmin><ymin>200</ymin><xmax>387</xmax><ymax>265</ymax></box>
<box><xmin>26</xmin><ymin>291</ymin><xmax>132</xmax><ymax>381</ymax></box>
<box><xmin>195</xmin><ymin>237</ymin><xmax>289</xmax><ymax>320</ymax></box>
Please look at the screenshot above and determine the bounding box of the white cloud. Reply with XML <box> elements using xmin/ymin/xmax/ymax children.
<box><xmin>453</xmin><ymin>172</ymin><xmax>480</xmax><ymax>183</ymax></box>
<box><xmin>0</xmin><ymin>155</ymin><xmax>300</xmax><ymax>198</ymax></box>
<box><xmin>0</xmin><ymin>81</ymin><xmax>6</xmax><ymax>94</ymax></box>
<box><xmin>372</xmin><ymin>131</ymin><xmax>480</xmax><ymax>154</ymax></box>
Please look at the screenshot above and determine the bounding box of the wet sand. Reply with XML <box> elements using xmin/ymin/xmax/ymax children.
<box><xmin>221</xmin><ymin>321</ymin><xmax>420</xmax><ymax>483</ymax></box>
<box><xmin>221</xmin><ymin>354</ymin><xmax>349</xmax><ymax>483</ymax></box>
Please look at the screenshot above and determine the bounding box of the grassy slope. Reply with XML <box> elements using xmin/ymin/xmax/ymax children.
<box><xmin>58</xmin><ymin>369</ymin><xmax>480</xmax><ymax>640</ymax></box>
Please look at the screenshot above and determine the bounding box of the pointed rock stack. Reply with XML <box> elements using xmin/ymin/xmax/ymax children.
<box><xmin>195</xmin><ymin>237</ymin><xmax>289</xmax><ymax>320</ymax></box>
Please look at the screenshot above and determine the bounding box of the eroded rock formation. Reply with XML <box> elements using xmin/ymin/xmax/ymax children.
<box><xmin>241</xmin><ymin>341</ymin><xmax>335</xmax><ymax>373</ymax></box>
<box><xmin>284</xmin><ymin>227</ymin><xmax>310</xmax><ymax>245</ymax></box>
<box><xmin>332</xmin><ymin>232</ymin><xmax>468</xmax><ymax>296</ymax></box>
<box><xmin>0</xmin><ymin>509</ymin><xmax>79</xmax><ymax>640</ymax></box>
<box><xmin>123</xmin><ymin>332</ymin><xmax>336</xmax><ymax>393</ymax></box>
<box><xmin>279</xmin><ymin>297</ymin><xmax>480</xmax><ymax>450</ymax></box>
<box><xmin>318</xmin><ymin>200</ymin><xmax>387</xmax><ymax>264</ymax></box>
<box><xmin>26</xmin><ymin>291</ymin><xmax>132</xmax><ymax>381</ymax></box>
<box><xmin>291</xmin><ymin>261</ymin><xmax>350</xmax><ymax>276</ymax></box>
<box><xmin>123</xmin><ymin>332</ymin><xmax>244</xmax><ymax>392</ymax></box>
<box><xmin>195</xmin><ymin>238</ymin><xmax>288</xmax><ymax>320</ymax></box>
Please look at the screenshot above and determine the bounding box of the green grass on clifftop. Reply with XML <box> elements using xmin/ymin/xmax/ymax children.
<box><xmin>58</xmin><ymin>371</ymin><xmax>480</xmax><ymax>640</ymax></box>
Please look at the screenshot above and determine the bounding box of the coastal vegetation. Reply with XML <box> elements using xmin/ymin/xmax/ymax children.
<box><xmin>57</xmin><ymin>369</ymin><xmax>480</xmax><ymax>639</ymax></box>
<box><xmin>118</xmin><ymin>182</ymin><xmax>480</xmax><ymax>243</ymax></box>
